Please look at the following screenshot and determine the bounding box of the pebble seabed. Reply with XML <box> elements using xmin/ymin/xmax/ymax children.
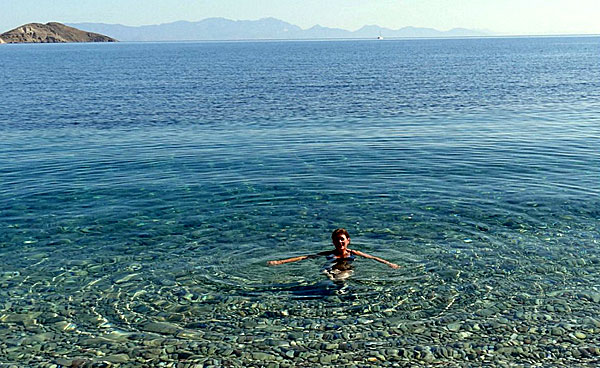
<box><xmin>1</xmin><ymin>189</ymin><xmax>599</xmax><ymax>368</ymax></box>
<box><xmin>3</xmin><ymin>231</ymin><xmax>600</xmax><ymax>368</ymax></box>
<box><xmin>3</xmin><ymin>284</ymin><xmax>600</xmax><ymax>368</ymax></box>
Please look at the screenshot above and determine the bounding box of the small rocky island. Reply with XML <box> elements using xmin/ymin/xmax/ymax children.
<box><xmin>0</xmin><ymin>22</ymin><xmax>117</xmax><ymax>43</ymax></box>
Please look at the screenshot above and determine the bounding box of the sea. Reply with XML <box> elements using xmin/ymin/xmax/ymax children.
<box><xmin>1</xmin><ymin>36</ymin><xmax>599</xmax><ymax>367</ymax></box>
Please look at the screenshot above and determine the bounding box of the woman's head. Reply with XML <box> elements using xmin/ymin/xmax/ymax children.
<box><xmin>331</xmin><ymin>228</ymin><xmax>351</xmax><ymax>251</ymax></box>
<box><xmin>331</xmin><ymin>228</ymin><xmax>350</xmax><ymax>241</ymax></box>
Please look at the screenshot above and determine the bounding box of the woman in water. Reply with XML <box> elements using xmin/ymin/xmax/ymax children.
<box><xmin>267</xmin><ymin>228</ymin><xmax>399</xmax><ymax>269</ymax></box>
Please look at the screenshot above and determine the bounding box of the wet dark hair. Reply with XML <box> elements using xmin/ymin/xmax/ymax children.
<box><xmin>331</xmin><ymin>228</ymin><xmax>350</xmax><ymax>240</ymax></box>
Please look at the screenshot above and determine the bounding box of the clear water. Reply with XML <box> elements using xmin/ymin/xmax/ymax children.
<box><xmin>1</xmin><ymin>37</ymin><xmax>600</xmax><ymax>366</ymax></box>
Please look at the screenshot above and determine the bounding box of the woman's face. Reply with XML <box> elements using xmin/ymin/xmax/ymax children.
<box><xmin>333</xmin><ymin>233</ymin><xmax>350</xmax><ymax>252</ymax></box>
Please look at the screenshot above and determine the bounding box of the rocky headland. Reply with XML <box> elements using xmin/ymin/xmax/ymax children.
<box><xmin>0</xmin><ymin>22</ymin><xmax>116</xmax><ymax>43</ymax></box>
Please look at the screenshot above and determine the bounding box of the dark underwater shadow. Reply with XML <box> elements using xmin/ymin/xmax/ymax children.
<box><xmin>273</xmin><ymin>259</ymin><xmax>357</xmax><ymax>300</ymax></box>
<box><xmin>245</xmin><ymin>259</ymin><xmax>358</xmax><ymax>300</ymax></box>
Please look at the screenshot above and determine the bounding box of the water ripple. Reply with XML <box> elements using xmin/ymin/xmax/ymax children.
<box><xmin>1</xmin><ymin>38</ymin><xmax>600</xmax><ymax>366</ymax></box>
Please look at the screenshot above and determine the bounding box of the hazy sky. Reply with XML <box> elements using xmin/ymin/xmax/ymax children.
<box><xmin>2</xmin><ymin>0</ymin><xmax>600</xmax><ymax>35</ymax></box>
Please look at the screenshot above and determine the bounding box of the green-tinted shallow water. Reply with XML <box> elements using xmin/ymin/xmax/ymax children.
<box><xmin>1</xmin><ymin>37</ymin><xmax>600</xmax><ymax>367</ymax></box>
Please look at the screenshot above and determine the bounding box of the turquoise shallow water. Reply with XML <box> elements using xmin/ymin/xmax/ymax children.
<box><xmin>1</xmin><ymin>37</ymin><xmax>600</xmax><ymax>366</ymax></box>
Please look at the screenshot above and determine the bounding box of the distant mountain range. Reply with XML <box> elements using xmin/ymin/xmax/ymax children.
<box><xmin>68</xmin><ymin>17</ymin><xmax>491</xmax><ymax>42</ymax></box>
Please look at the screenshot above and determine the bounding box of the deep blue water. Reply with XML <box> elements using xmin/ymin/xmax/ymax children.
<box><xmin>1</xmin><ymin>37</ymin><xmax>600</xmax><ymax>366</ymax></box>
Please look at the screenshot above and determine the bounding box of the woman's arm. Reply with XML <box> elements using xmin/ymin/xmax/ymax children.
<box><xmin>267</xmin><ymin>251</ymin><xmax>332</xmax><ymax>266</ymax></box>
<box><xmin>351</xmin><ymin>249</ymin><xmax>400</xmax><ymax>269</ymax></box>
<box><xmin>267</xmin><ymin>255</ymin><xmax>311</xmax><ymax>265</ymax></box>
